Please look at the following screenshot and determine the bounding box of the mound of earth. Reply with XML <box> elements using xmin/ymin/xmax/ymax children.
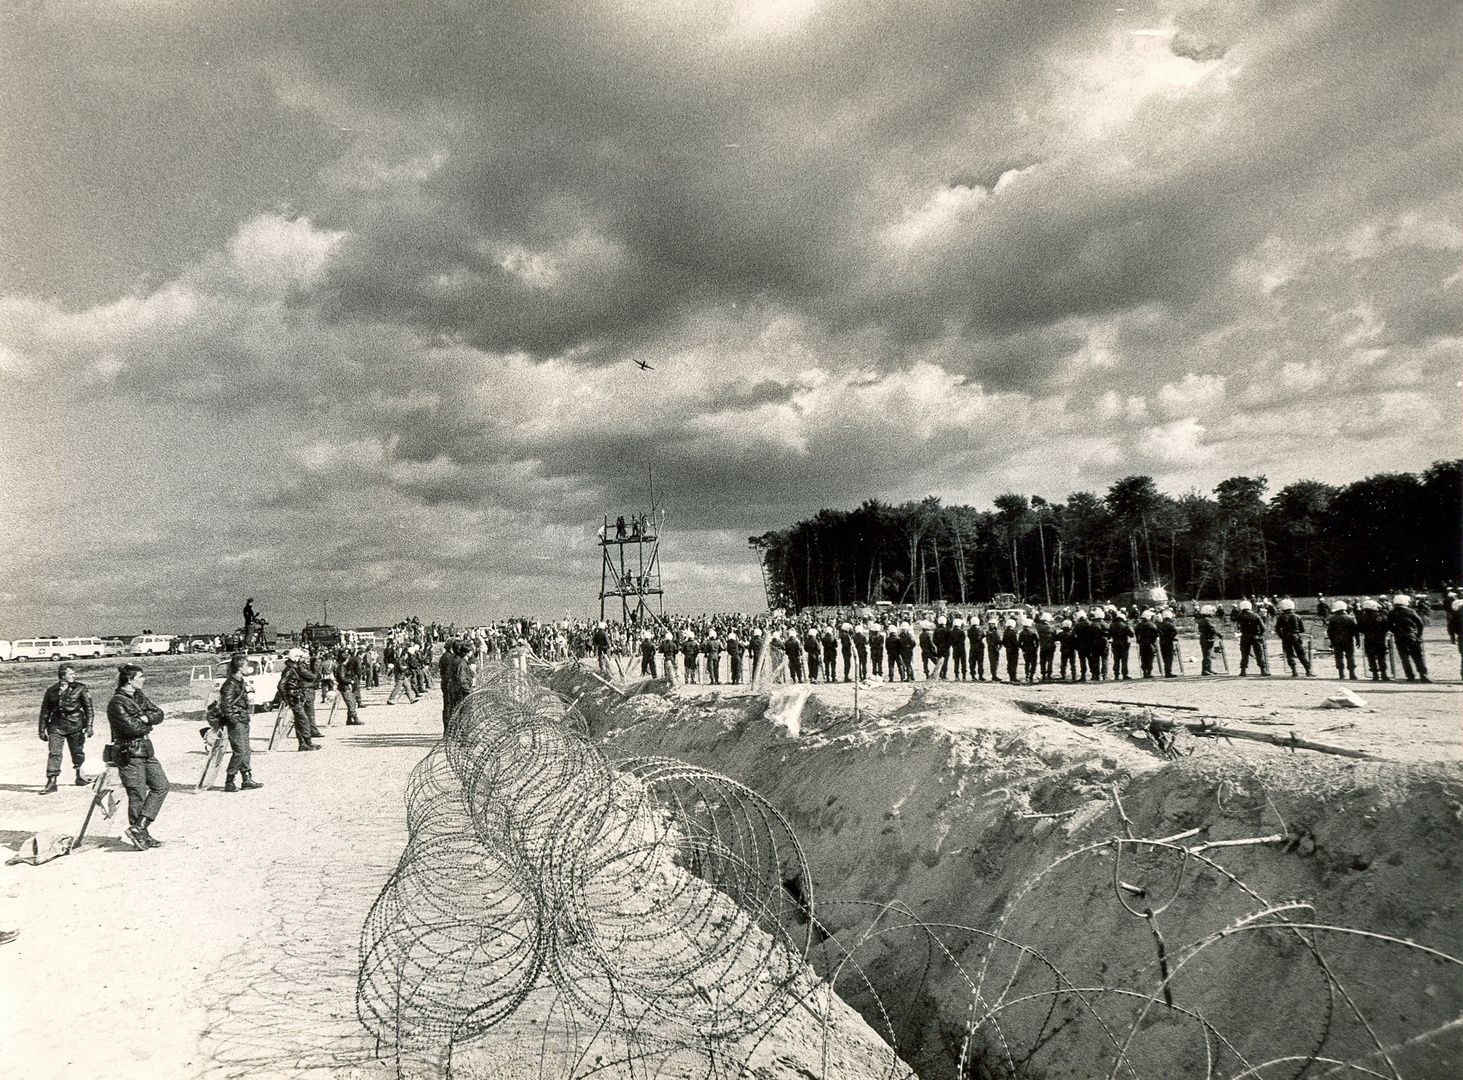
<box><xmin>550</xmin><ymin>668</ymin><xmax>1463</xmax><ymax>1079</ymax></box>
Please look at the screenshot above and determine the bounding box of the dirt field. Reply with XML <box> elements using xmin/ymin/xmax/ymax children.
<box><xmin>0</xmin><ymin>628</ymin><xmax>1458</xmax><ymax>1080</ymax></box>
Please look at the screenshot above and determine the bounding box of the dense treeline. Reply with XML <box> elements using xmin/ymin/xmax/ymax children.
<box><xmin>749</xmin><ymin>461</ymin><xmax>1462</xmax><ymax>610</ymax></box>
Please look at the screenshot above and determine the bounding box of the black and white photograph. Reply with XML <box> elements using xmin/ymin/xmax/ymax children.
<box><xmin>1</xmin><ymin>1</ymin><xmax>1459</xmax><ymax>1077</ymax></box>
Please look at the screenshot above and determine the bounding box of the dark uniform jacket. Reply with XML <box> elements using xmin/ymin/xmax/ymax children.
<box><xmin>277</xmin><ymin>662</ymin><xmax>318</xmax><ymax>705</ymax></box>
<box><xmin>1236</xmin><ymin>610</ymin><xmax>1267</xmax><ymax>640</ymax></box>
<box><xmin>1109</xmin><ymin>619</ymin><xmax>1133</xmax><ymax>649</ymax></box>
<box><xmin>107</xmin><ymin>688</ymin><xmax>164</xmax><ymax>759</ymax></box>
<box><xmin>1275</xmin><ymin>611</ymin><xmax>1306</xmax><ymax>640</ymax></box>
<box><xmin>1387</xmin><ymin>607</ymin><xmax>1424</xmax><ymax>643</ymax></box>
<box><xmin>1326</xmin><ymin>612</ymin><xmax>1359</xmax><ymax>646</ymax></box>
<box><xmin>40</xmin><ymin>681</ymin><xmax>94</xmax><ymax>736</ymax></box>
<box><xmin>1135</xmin><ymin>620</ymin><xmax>1159</xmax><ymax>648</ymax></box>
<box><xmin>217</xmin><ymin>673</ymin><xmax>251</xmax><ymax>726</ymax></box>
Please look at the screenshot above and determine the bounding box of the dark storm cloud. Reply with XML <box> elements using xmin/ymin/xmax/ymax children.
<box><xmin>1</xmin><ymin>0</ymin><xmax>1459</xmax><ymax>630</ymax></box>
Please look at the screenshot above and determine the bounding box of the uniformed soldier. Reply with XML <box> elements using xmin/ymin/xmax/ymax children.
<box><xmin>898</xmin><ymin>622</ymin><xmax>917</xmax><ymax>681</ymax></box>
<box><xmin>1057</xmin><ymin>619</ymin><xmax>1077</xmax><ymax>680</ymax></box>
<box><xmin>1088</xmin><ymin>605</ymin><xmax>1106</xmax><ymax>681</ymax></box>
<box><xmin>705</xmin><ymin>630</ymin><xmax>724</xmax><ymax>684</ymax></box>
<box><xmin>659</xmin><ymin>632</ymin><xmax>680</xmax><ymax>683</ymax></box>
<box><xmin>951</xmin><ymin>618</ymin><xmax>973</xmax><ymax>680</ymax></box>
<box><xmin>852</xmin><ymin>622</ymin><xmax>870</xmax><ymax>681</ymax></box>
<box><xmin>918</xmin><ymin>621</ymin><xmax>937</xmax><ymax>679</ymax></box>
<box><xmin>1108</xmin><ymin>612</ymin><xmax>1132</xmax><ymax>679</ymax></box>
<box><xmin>1275</xmin><ymin>599</ymin><xmax>1313</xmax><ymax>677</ymax></box>
<box><xmin>885</xmin><ymin>624</ymin><xmax>901</xmax><ymax>681</ymax></box>
<box><xmin>1357</xmin><ymin>599</ymin><xmax>1390</xmax><ymax>680</ymax></box>
<box><xmin>1036</xmin><ymin>613</ymin><xmax>1056</xmax><ymax>681</ymax></box>
<box><xmin>218</xmin><ymin>653</ymin><xmax>263</xmax><ymax>791</ymax></box>
<box><xmin>639</xmin><ymin>631</ymin><xmax>658</xmax><ymax>678</ymax></box>
<box><xmin>821</xmin><ymin>625</ymin><xmax>839</xmax><ymax>683</ymax></box>
<box><xmin>985</xmin><ymin>616</ymin><xmax>1003</xmax><ymax>682</ymax></box>
<box><xmin>1135</xmin><ymin>611</ymin><xmax>1158</xmax><ymax>678</ymax></box>
<box><xmin>38</xmin><ymin>663</ymin><xmax>93</xmax><ymax>794</ymax></box>
<box><xmin>966</xmin><ymin>618</ymin><xmax>986</xmax><ymax>681</ymax></box>
<box><xmin>783</xmin><ymin>630</ymin><xmax>805</xmax><ymax>683</ymax></box>
<box><xmin>277</xmin><ymin>650</ymin><xmax>321</xmax><ymax>750</ymax></box>
<box><xmin>869</xmin><ymin>623</ymin><xmax>884</xmax><ymax>678</ymax></box>
<box><xmin>681</xmin><ymin>630</ymin><xmax>701</xmax><ymax>683</ymax></box>
<box><xmin>1235</xmin><ymin>600</ymin><xmax>1271</xmax><ymax>676</ymax></box>
<box><xmin>1002</xmin><ymin>619</ymin><xmax>1021</xmax><ymax>682</ymax></box>
<box><xmin>1325</xmin><ymin>601</ymin><xmax>1360</xmax><ymax>680</ymax></box>
<box><xmin>1158</xmin><ymin>610</ymin><xmax>1179</xmax><ymax>677</ymax></box>
<box><xmin>593</xmin><ymin>622</ymin><xmax>612</xmax><ymax>673</ymax></box>
<box><xmin>1197</xmin><ymin>606</ymin><xmax>1220</xmax><ymax>675</ymax></box>
<box><xmin>839</xmin><ymin>623</ymin><xmax>854</xmax><ymax>682</ymax></box>
<box><xmin>727</xmin><ymin>632</ymin><xmax>745</xmax><ymax>684</ymax></box>
<box><xmin>1018</xmin><ymin>618</ymin><xmax>1039</xmax><ymax>683</ymax></box>
<box><xmin>933</xmin><ymin>616</ymin><xmax>952</xmax><ymax>679</ymax></box>
<box><xmin>1388</xmin><ymin>595</ymin><xmax>1429</xmax><ymax>682</ymax></box>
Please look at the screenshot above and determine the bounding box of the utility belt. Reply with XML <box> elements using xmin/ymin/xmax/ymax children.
<box><xmin>104</xmin><ymin>736</ymin><xmax>154</xmax><ymax>766</ymax></box>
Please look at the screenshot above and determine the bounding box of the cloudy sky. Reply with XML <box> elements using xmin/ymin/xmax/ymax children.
<box><xmin>1</xmin><ymin>0</ymin><xmax>1458</xmax><ymax>635</ymax></box>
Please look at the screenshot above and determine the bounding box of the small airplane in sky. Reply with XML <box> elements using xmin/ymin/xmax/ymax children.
<box><xmin>632</xmin><ymin>358</ymin><xmax>654</xmax><ymax>371</ymax></box>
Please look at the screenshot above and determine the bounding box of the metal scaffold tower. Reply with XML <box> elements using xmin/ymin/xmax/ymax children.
<box><xmin>599</xmin><ymin>508</ymin><xmax>665</xmax><ymax>629</ymax></box>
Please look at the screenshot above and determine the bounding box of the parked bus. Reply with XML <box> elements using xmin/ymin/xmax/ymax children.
<box><xmin>11</xmin><ymin>637</ymin><xmax>67</xmax><ymax>661</ymax></box>
<box><xmin>130</xmin><ymin>634</ymin><xmax>175</xmax><ymax>655</ymax></box>
<box><xmin>59</xmin><ymin>637</ymin><xmax>107</xmax><ymax>659</ymax></box>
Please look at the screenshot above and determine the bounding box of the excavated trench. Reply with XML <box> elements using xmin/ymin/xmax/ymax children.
<box><xmin>550</xmin><ymin>668</ymin><xmax>1463</xmax><ymax>1080</ymax></box>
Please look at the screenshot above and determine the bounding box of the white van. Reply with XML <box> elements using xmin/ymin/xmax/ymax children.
<box><xmin>12</xmin><ymin>638</ymin><xmax>66</xmax><ymax>661</ymax></box>
<box><xmin>101</xmin><ymin>639</ymin><xmax>126</xmax><ymax>657</ymax></box>
<box><xmin>130</xmin><ymin>635</ymin><xmax>175</xmax><ymax>655</ymax></box>
<box><xmin>61</xmin><ymin>637</ymin><xmax>106</xmax><ymax>659</ymax></box>
<box><xmin>0</xmin><ymin>641</ymin><xmax>11</xmax><ymax>662</ymax></box>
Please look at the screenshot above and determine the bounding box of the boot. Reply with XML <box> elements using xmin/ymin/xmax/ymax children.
<box><xmin>241</xmin><ymin>772</ymin><xmax>263</xmax><ymax>790</ymax></box>
<box><xmin>40</xmin><ymin>777</ymin><xmax>58</xmax><ymax>795</ymax></box>
<box><xmin>139</xmin><ymin>823</ymin><xmax>162</xmax><ymax>848</ymax></box>
<box><xmin>224</xmin><ymin>775</ymin><xmax>239</xmax><ymax>792</ymax></box>
<box><xmin>75</xmin><ymin>770</ymin><xmax>89</xmax><ymax>786</ymax></box>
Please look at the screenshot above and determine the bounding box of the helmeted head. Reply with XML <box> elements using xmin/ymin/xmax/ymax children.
<box><xmin>1161</xmin><ymin>610</ymin><xmax>1174</xmax><ymax>620</ymax></box>
<box><xmin>1006</xmin><ymin>619</ymin><xmax>1017</xmax><ymax>628</ymax></box>
<box><xmin>1332</xmin><ymin>600</ymin><xmax>1349</xmax><ymax>613</ymax></box>
<box><xmin>287</xmin><ymin>648</ymin><xmax>306</xmax><ymax>661</ymax></box>
<box><xmin>1280</xmin><ymin>598</ymin><xmax>1295</xmax><ymax>611</ymax></box>
<box><xmin>1021</xmin><ymin>617</ymin><xmax>1032</xmax><ymax>627</ymax></box>
<box><xmin>1090</xmin><ymin>608</ymin><xmax>1104</xmax><ymax>620</ymax></box>
<box><xmin>1076</xmin><ymin>611</ymin><xmax>1087</xmax><ymax>620</ymax></box>
<box><xmin>1040</xmin><ymin>612</ymin><xmax>1052</xmax><ymax>622</ymax></box>
<box><xmin>1140</xmin><ymin>609</ymin><xmax>1154</xmax><ymax>620</ymax></box>
<box><xmin>1200</xmin><ymin>605</ymin><xmax>1215</xmax><ymax>616</ymax></box>
<box><xmin>936</xmin><ymin>615</ymin><xmax>946</xmax><ymax>626</ymax></box>
<box><xmin>1062</xmin><ymin>619</ymin><xmax>1073</xmax><ymax>629</ymax></box>
<box><xmin>1238</xmin><ymin>600</ymin><xmax>1253</xmax><ymax>611</ymax></box>
<box><xmin>1393</xmin><ymin>594</ymin><xmax>1411</xmax><ymax>607</ymax></box>
<box><xmin>1361</xmin><ymin>599</ymin><xmax>1380</xmax><ymax>611</ymax></box>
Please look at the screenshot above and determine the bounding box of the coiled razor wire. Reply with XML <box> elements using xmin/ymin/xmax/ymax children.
<box><xmin>359</xmin><ymin>663</ymin><xmax>1462</xmax><ymax>1080</ymax></box>
<box><xmin>357</xmin><ymin>666</ymin><xmax>837</xmax><ymax>1078</ymax></box>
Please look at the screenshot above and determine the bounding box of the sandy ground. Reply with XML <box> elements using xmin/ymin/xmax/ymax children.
<box><xmin>0</xmin><ymin>666</ymin><xmax>433</xmax><ymax>1080</ymax></box>
<box><xmin>0</xmin><ymin>626</ymin><xmax>1456</xmax><ymax>1080</ymax></box>
<box><xmin>0</xmin><ymin>660</ymin><xmax>911</xmax><ymax>1080</ymax></box>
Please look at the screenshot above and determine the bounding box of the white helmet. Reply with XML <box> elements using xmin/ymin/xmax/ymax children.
<box><xmin>1091</xmin><ymin>608</ymin><xmax>1104</xmax><ymax>619</ymax></box>
<box><xmin>1393</xmin><ymin>594</ymin><xmax>1411</xmax><ymax>607</ymax></box>
<box><xmin>1331</xmin><ymin>600</ymin><xmax>1348</xmax><ymax>612</ymax></box>
<box><xmin>1280</xmin><ymin>598</ymin><xmax>1295</xmax><ymax>611</ymax></box>
<box><xmin>1061</xmin><ymin>619</ymin><xmax>1073</xmax><ymax>628</ymax></box>
<box><xmin>1200</xmin><ymin>605</ymin><xmax>1215</xmax><ymax>616</ymax></box>
<box><xmin>1006</xmin><ymin>619</ymin><xmax>1017</xmax><ymax>628</ymax></box>
<box><xmin>1361</xmin><ymin>599</ymin><xmax>1380</xmax><ymax>611</ymax></box>
<box><xmin>1040</xmin><ymin>612</ymin><xmax>1052</xmax><ymax>622</ymax></box>
<box><xmin>936</xmin><ymin>615</ymin><xmax>946</xmax><ymax>625</ymax></box>
<box><xmin>1021</xmin><ymin>617</ymin><xmax>1032</xmax><ymax>627</ymax></box>
<box><xmin>1239</xmin><ymin>600</ymin><xmax>1253</xmax><ymax>611</ymax></box>
<box><xmin>288</xmin><ymin>648</ymin><xmax>306</xmax><ymax>661</ymax></box>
